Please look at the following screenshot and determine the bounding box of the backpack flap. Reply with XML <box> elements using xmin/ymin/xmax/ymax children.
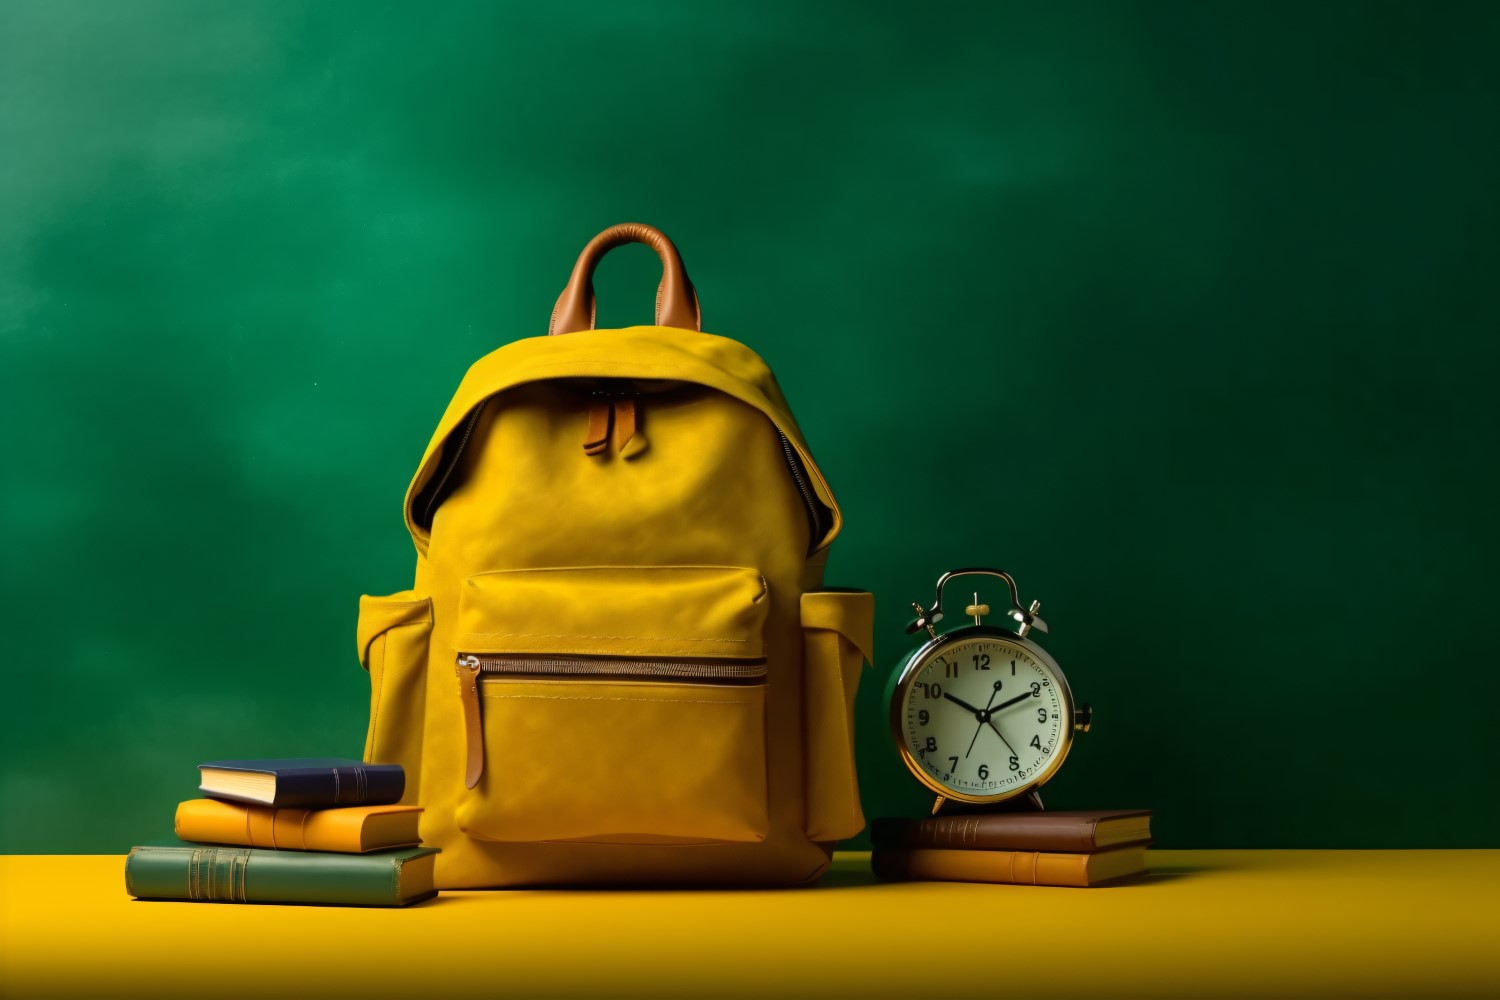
<box><xmin>403</xmin><ymin>325</ymin><xmax>842</xmax><ymax>556</ymax></box>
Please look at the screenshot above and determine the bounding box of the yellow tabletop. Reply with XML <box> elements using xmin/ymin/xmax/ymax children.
<box><xmin>2</xmin><ymin>850</ymin><xmax>1497</xmax><ymax>998</ymax></box>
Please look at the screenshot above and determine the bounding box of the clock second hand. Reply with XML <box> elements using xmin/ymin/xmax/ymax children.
<box><xmin>984</xmin><ymin>689</ymin><xmax>1039</xmax><ymax>757</ymax></box>
<box><xmin>964</xmin><ymin>683</ymin><xmax>1004</xmax><ymax>759</ymax></box>
<box><xmin>986</xmin><ymin>716</ymin><xmax>1019</xmax><ymax>758</ymax></box>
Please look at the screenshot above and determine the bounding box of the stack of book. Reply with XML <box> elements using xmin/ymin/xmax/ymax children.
<box><xmin>871</xmin><ymin>809</ymin><xmax>1152</xmax><ymax>887</ymax></box>
<box><xmin>125</xmin><ymin>757</ymin><xmax>437</xmax><ymax>907</ymax></box>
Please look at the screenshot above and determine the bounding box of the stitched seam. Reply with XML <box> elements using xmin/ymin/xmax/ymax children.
<box><xmin>469</xmin><ymin>564</ymin><xmax>754</xmax><ymax>573</ymax></box>
<box><xmin>365</xmin><ymin>599</ymin><xmax>430</xmax><ymax>610</ymax></box>
<box><xmin>461</xmin><ymin>631</ymin><xmax>750</xmax><ymax>643</ymax></box>
<box><xmin>481</xmin><ymin>693</ymin><xmax>755</xmax><ymax>705</ymax></box>
<box><xmin>366</xmin><ymin>635</ymin><xmax>387</xmax><ymax>758</ymax></box>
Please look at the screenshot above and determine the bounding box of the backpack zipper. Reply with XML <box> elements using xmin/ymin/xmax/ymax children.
<box><xmin>455</xmin><ymin>653</ymin><xmax>767</xmax><ymax>788</ymax></box>
<box><xmin>419</xmin><ymin>400</ymin><xmax>488</xmax><ymax>527</ymax></box>
<box><xmin>779</xmin><ymin>432</ymin><xmax>829</xmax><ymax>551</ymax></box>
<box><xmin>456</xmin><ymin>653</ymin><xmax>767</xmax><ymax>681</ymax></box>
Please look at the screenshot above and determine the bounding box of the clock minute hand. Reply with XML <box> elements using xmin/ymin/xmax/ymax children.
<box><xmin>989</xmin><ymin>689</ymin><xmax>1038</xmax><ymax>713</ymax></box>
<box><xmin>942</xmin><ymin>692</ymin><xmax>988</xmax><ymax>718</ymax></box>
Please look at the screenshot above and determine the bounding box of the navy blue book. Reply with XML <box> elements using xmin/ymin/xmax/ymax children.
<box><xmin>198</xmin><ymin>758</ymin><xmax>404</xmax><ymax>808</ymax></box>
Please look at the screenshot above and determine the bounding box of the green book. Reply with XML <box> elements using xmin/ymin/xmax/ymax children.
<box><xmin>125</xmin><ymin>844</ymin><xmax>438</xmax><ymax>907</ymax></box>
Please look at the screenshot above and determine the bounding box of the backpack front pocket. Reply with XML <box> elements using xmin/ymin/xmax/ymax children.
<box><xmin>451</xmin><ymin>566</ymin><xmax>770</xmax><ymax>845</ymax></box>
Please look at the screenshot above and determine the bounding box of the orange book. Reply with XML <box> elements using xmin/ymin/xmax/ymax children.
<box><xmin>871</xmin><ymin>844</ymin><xmax>1146</xmax><ymax>887</ymax></box>
<box><xmin>174</xmin><ymin>798</ymin><xmax>422</xmax><ymax>854</ymax></box>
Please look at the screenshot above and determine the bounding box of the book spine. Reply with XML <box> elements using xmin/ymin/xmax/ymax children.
<box><xmin>277</xmin><ymin>764</ymin><xmax>404</xmax><ymax>808</ymax></box>
<box><xmin>177</xmin><ymin>801</ymin><xmax>352</xmax><ymax>852</ymax></box>
<box><xmin>871</xmin><ymin>817</ymin><xmax>1100</xmax><ymax>853</ymax></box>
<box><xmin>871</xmin><ymin>847</ymin><xmax>1090</xmax><ymax>887</ymax></box>
<box><xmin>125</xmin><ymin>847</ymin><xmax>418</xmax><ymax>906</ymax></box>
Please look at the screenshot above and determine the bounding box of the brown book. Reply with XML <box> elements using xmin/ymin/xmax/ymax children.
<box><xmin>871</xmin><ymin>810</ymin><xmax>1151</xmax><ymax>854</ymax></box>
<box><xmin>871</xmin><ymin>844</ymin><xmax>1147</xmax><ymax>887</ymax></box>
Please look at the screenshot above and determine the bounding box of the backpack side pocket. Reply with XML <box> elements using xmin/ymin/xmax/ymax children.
<box><xmin>801</xmin><ymin>590</ymin><xmax>874</xmax><ymax>842</ymax></box>
<box><xmin>357</xmin><ymin>591</ymin><xmax>433</xmax><ymax>799</ymax></box>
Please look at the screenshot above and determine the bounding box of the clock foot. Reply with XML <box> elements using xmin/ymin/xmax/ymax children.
<box><xmin>932</xmin><ymin>790</ymin><xmax>1046</xmax><ymax>817</ymax></box>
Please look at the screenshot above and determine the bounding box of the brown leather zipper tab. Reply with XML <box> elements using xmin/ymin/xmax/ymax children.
<box><xmin>457</xmin><ymin>657</ymin><xmax>484</xmax><ymax>789</ymax></box>
<box><xmin>614</xmin><ymin>396</ymin><xmax>648</xmax><ymax>458</ymax></box>
<box><xmin>582</xmin><ymin>385</ymin><xmax>645</xmax><ymax>458</ymax></box>
<box><xmin>582</xmin><ymin>399</ymin><xmax>611</xmax><ymax>456</ymax></box>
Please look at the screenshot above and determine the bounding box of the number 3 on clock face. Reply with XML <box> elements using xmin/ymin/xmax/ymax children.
<box><xmin>893</xmin><ymin>634</ymin><xmax>1075</xmax><ymax>803</ymax></box>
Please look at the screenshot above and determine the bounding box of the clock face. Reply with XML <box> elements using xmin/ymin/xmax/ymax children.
<box><xmin>897</xmin><ymin>634</ymin><xmax>1070</xmax><ymax>800</ymax></box>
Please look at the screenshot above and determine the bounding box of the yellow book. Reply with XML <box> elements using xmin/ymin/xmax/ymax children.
<box><xmin>871</xmin><ymin>844</ymin><xmax>1147</xmax><ymax>887</ymax></box>
<box><xmin>174</xmin><ymin>798</ymin><xmax>422</xmax><ymax>854</ymax></box>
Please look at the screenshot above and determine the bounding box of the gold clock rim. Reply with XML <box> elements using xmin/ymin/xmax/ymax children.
<box><xmin>888</xmin><ymin>627</ymin><xmax>1078</xmax><ymax>805</ymax></box>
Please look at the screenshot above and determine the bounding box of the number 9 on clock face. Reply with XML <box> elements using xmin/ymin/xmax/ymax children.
<box><xmin>893</xmin><ymin>634</ymin><xmax>1074</xmax><ymax>802</ymax></box>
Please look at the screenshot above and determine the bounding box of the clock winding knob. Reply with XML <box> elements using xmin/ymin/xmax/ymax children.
<box><xmin>1074</xmin><ymin>703</ymin><xmax>1093</xmax><ymax>733</ymax></box>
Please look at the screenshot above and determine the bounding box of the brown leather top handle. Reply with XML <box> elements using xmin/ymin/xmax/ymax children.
<box><xmin>548</xmin><ymin>223</ymin><xmax>702</xmax><ymax>335</ymax></box>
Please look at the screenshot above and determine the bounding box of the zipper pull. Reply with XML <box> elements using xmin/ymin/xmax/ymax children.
<box><xmin>613</xmin><ymin>395</ymin><xmax>647</xmax><ymax>459</ymax></box>
<box><xmin>581</xmin><ymin>382</ymin><xmax>647</xmax><ymax>458</ymax></box>
<box><xmin>456</xmin><ymin>656</ymin><xmax>484</xmax><ymax>789</ymax></box>
<box><xmin>582</xmin><ymin>399</ymin><xmax>611</xmax><ymax>456</ymax></box>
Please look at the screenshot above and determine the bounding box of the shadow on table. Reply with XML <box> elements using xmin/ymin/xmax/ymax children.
<box><xmin>811</xmin><ymin>860</ymin><xmax>1224</xmax><ymax>890</ymax></box>
<box><xmin>420</xmin><ymin>858</ymin><xmax>1221</xmax><ymax>898</ymax></box>
<box><xmin>812</xmin><ymin>866</ymin><xmax>883</xmax><ymax>889</ymax></box>
<box><xmin>1102</xmin><ymin>863</ymin><xmax>1220</xmax><ymax>887</ymax></box>
<box><xmin>420</xmin><ymin>869</ymin><xmax>1213</xmax><ymax>900</ymax></box>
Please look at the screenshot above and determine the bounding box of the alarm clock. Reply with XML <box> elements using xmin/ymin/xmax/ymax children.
<box><xmin>888</xmin><ymin>568</ymin><xmax>1092</xmax><ymax>813</ymax></box>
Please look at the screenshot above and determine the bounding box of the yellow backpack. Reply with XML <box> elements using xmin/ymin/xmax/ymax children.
<box><xmin>356</xmin><ymin>224</ymin><xmax>874</xmax><ymax>887</ymax></box>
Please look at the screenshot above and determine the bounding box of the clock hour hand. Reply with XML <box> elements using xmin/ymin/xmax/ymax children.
<box><xmin>942</xmin><ymin>692</ymin><xmax>988</xmax><ymax>718</ymax></box>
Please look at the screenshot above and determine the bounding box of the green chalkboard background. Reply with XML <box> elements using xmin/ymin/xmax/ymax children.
<box><xmin>3</xmin><ymin>1</ymin><xmax>1497</xmax><ymax>853</ymax></box>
